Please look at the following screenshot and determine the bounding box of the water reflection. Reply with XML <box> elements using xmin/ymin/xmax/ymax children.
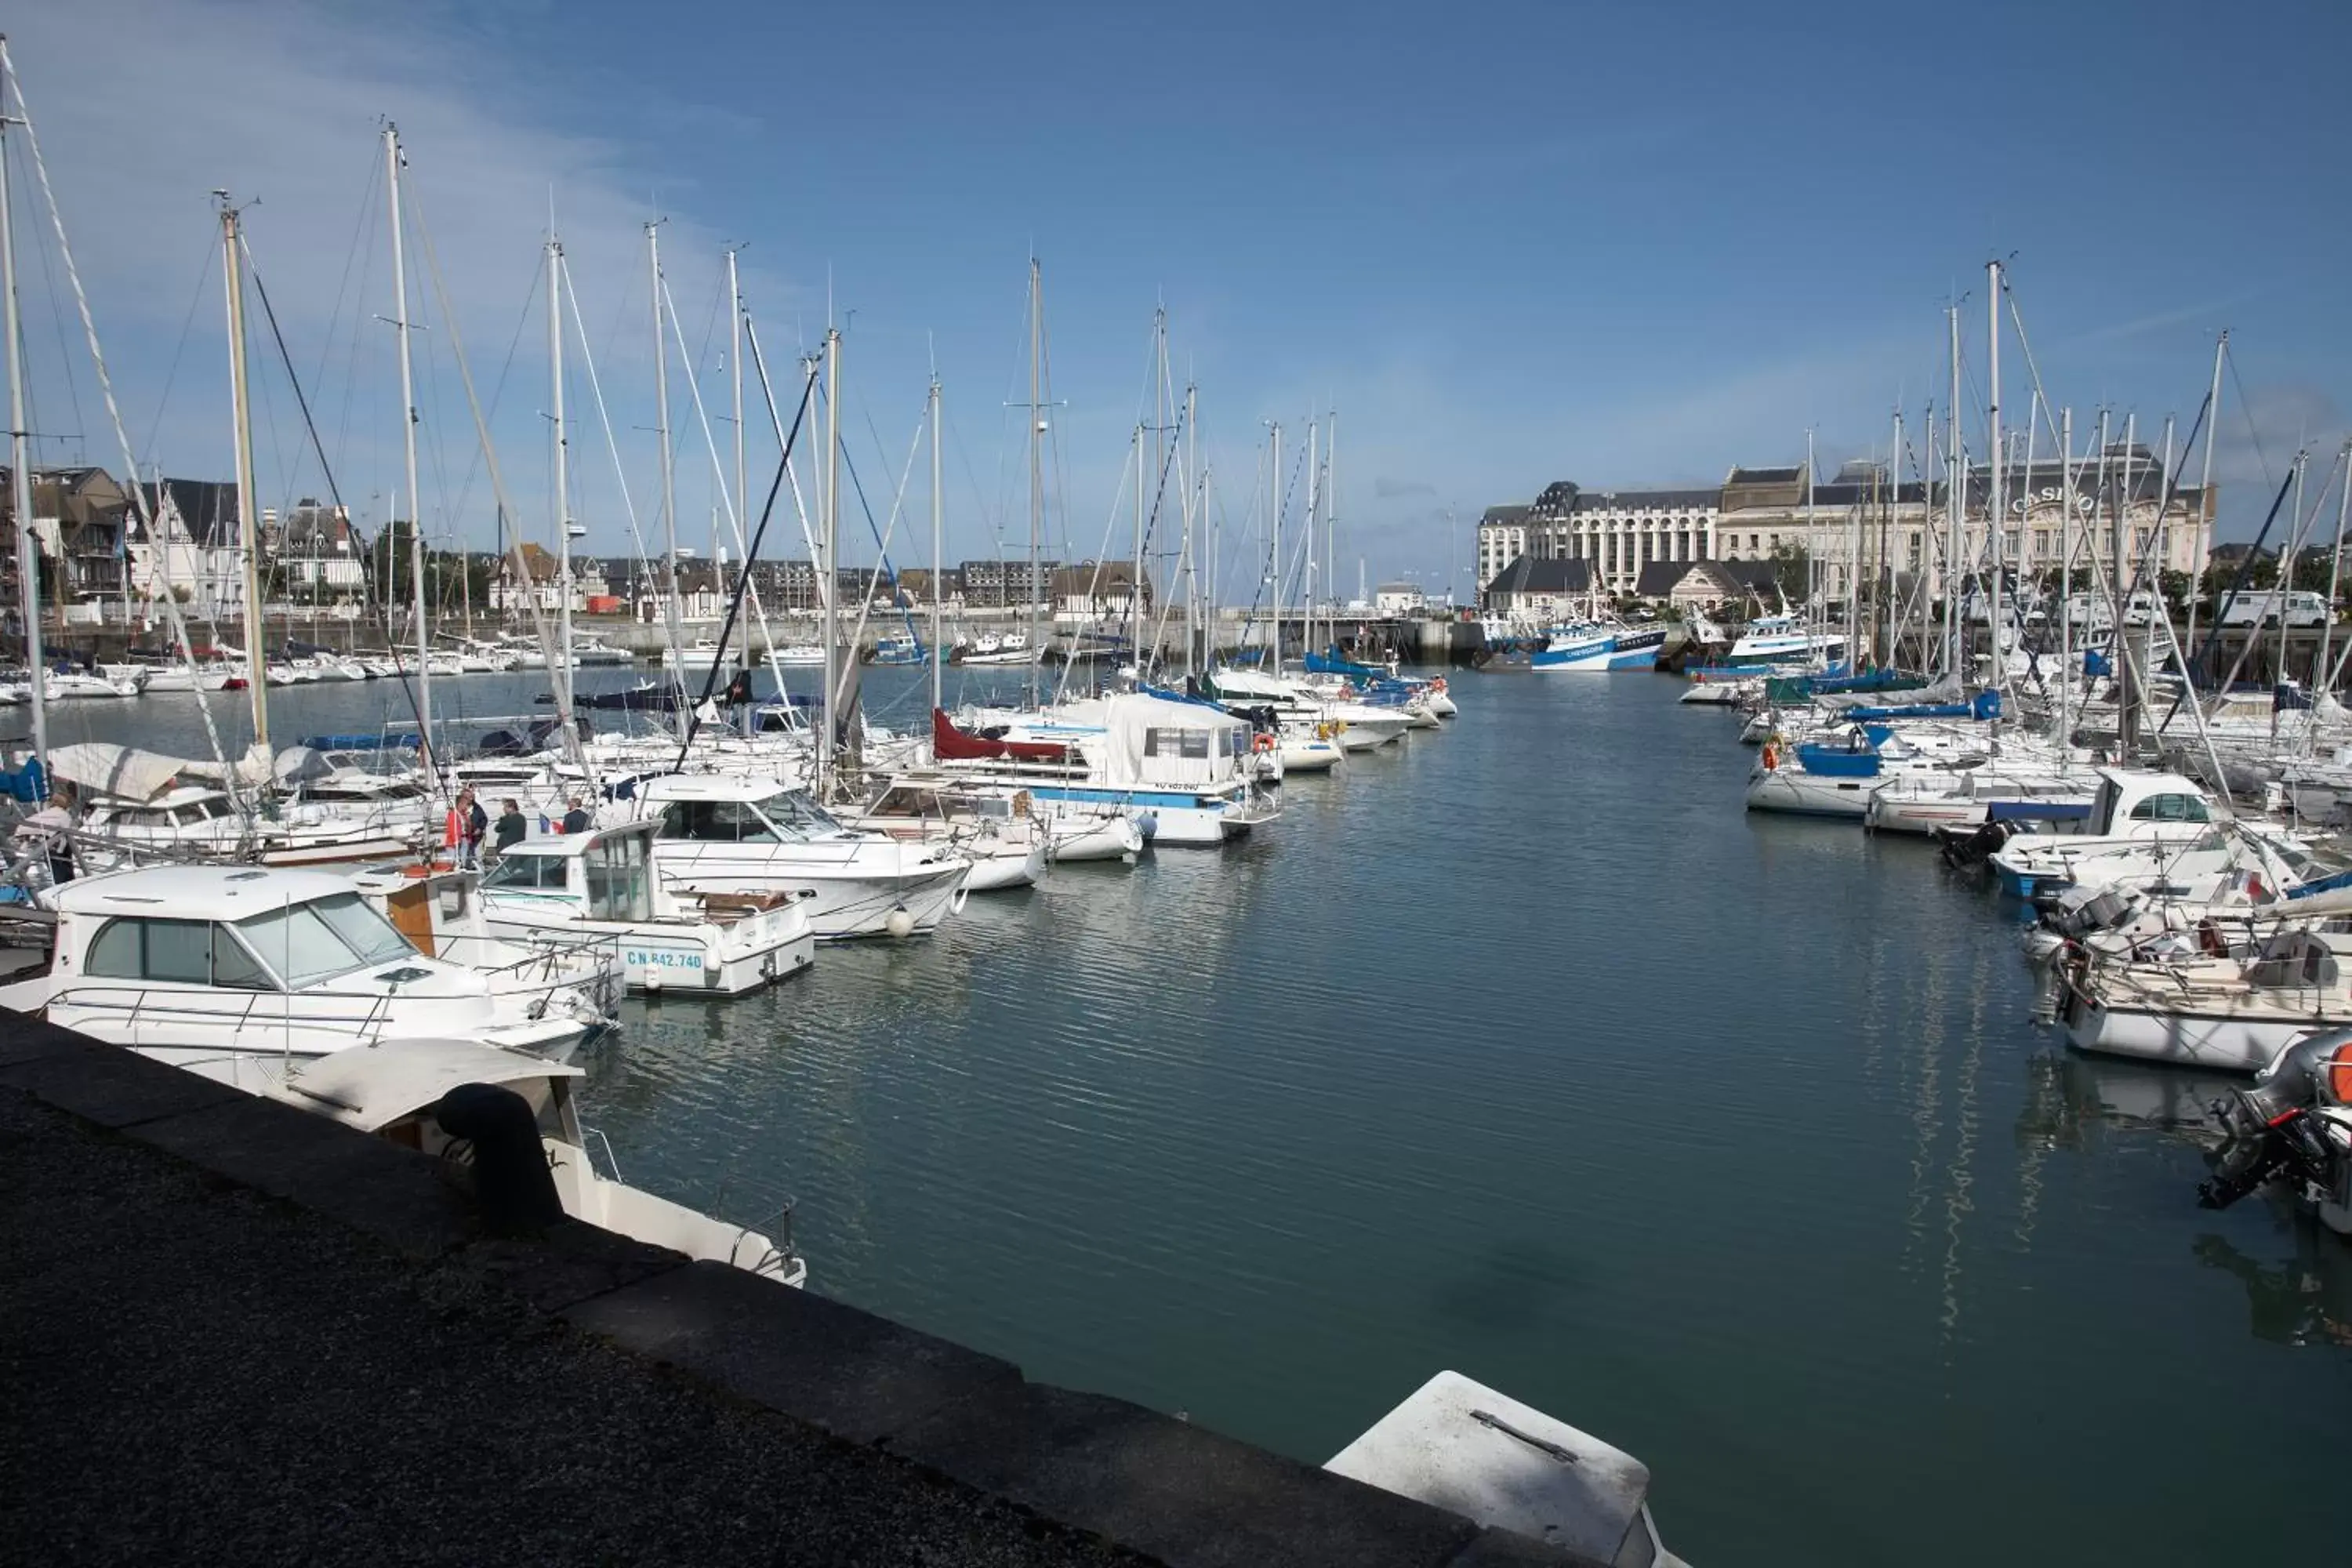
<box><xmin>2193</xmin><ymin>1214</ymin><xmax>2352</xmax><ymax>1348</ymax></box>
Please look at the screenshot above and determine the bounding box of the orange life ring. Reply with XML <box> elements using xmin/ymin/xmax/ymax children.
<box><xmin>2328</xmin><ymin>1041</ymin><xmax>2352</xmax><ymax>1105</ymax></box>
<box><xmin>1252</xmin><ymin>732</ymin><xmax>1275</xmax><ymax>754</ymax></box>
<box><xmin>1760</xmin><ymin>742</ymin><xmax>1779</xmax><ymax>771</ymax></box>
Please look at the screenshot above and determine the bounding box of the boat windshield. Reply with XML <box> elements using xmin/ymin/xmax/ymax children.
<box><xmin>235</xmin><ymin>892</ymin><xmax>419</xmax><ymax>988</ymax></box>
<box><xmin>482</xmin><ymin>854</ymin><xmax>569</xmax><ymax>891</ymax></box>
<box><xmin>756</xmin><ymin>789</ymin><xmax>844</xmax><ymax>837</ymax></box>
<box><xmin>659</xmin><ymin>797</ymin><xmax>782</xmax><ymax>844</ymax></box>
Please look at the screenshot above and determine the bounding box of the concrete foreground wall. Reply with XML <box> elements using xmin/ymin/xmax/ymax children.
<box><xmin>0</xmin><ymin>1015</ymin><xmax>1592</xmax><ymax>1567</ymax></box>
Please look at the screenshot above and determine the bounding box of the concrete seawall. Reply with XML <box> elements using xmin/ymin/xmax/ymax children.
<box><xmin>0</xmin><ymin>1015</ymin><xmax>1593</xmax><ymax>1566</ymax></box>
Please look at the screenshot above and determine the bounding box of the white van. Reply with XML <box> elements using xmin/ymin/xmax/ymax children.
<box><xmin>2218</xmin><ymin>589</ymin><xmax>2331</xmax><ymax>629</ymax></box>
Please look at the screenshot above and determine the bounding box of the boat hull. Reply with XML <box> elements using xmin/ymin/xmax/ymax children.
<box><xmin>1744</xmin><ymin>768</ymin><xmax>1881</xmax><ymax>818</ymax></box>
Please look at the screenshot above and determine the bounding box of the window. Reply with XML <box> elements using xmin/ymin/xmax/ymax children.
<box><xmin>310</xmin><ymin>892</ymin><xmax>419</xmax><ymax>966</ymax></box>
<box><xmin>1179</xmin><ymin>731</ymin><xmax>1210</xmax><ymax>760</ymax></box>
<box><xmin>236</xmin><ymin>903</ymin><xmax>371</xmax><ymax>989</ymax></box>
<box><xmin>1143</xmin><ymin>728</ymin><xmax>1161</xmax><ymax>757</ymax></box>
<box><xmin>211</xmin><ymin>927</ymin><xmax>274</xmax><ymax>990</ymax></box>
<box><xmin>85</xmin><ymin>916</ymin><xmax>231</xmax><ymax>985</ymax></box>
<box><xmin>484</xmin><ymin>855</ymin><xmax>568</xmax><ymax>891</ymax></box>
<box><xmin>2128</xmin><ymin>793</ymin><xmax>2209</xmax><ymax>824</ymax></box>
<box><xmin>583</xmin><ymin>833</ymin><xmax>654</xmax><ymax>922</ymax></box>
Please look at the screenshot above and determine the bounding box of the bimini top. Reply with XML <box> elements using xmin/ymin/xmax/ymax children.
<box><xmin>51</xmin><ymin>864</ymin><xmax>361</xmax><ymax>922</ymax></box>
<box><xmin>271</xmin><ymin>1036</ymin><xmax>583</xmax><ymax>1132</ymax></box>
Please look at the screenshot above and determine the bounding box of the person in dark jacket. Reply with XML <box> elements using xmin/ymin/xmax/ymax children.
<box><xmin>456</xmin><ymin>787</ymin><xmax>488</xmax><ymax>867</ymax></box>
<box><xmin>561</xmin><ymin>796</ymin><xmax>592</xmax><ymax>835</ymax></box>
<box><xmin>492</xmin><ymin>799</ymin><xmax>527</xmax><ymax>856</ymax></box>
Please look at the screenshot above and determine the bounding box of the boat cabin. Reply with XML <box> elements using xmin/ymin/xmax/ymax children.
<box><xmin>480</xmin><ymin>822</ymin><xmax>661</xmax><ymax>922</ymax></box>
<box><xmin>2085</xmin><ymin>768</ymin><xmax>2215</xmax><ymax>837</ymax></box>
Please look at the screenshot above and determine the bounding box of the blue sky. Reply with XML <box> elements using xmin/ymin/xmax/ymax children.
<box><xmin>9</xmin><ymin>0</ymin><xmax>2347</xmax><ymax>599</ymax></box>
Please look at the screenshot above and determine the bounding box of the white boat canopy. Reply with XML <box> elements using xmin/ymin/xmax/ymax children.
<box><xmin>1099</xmin><ymin>692</ymin><xmax>1250</xmax><ymax>789</ymax></box>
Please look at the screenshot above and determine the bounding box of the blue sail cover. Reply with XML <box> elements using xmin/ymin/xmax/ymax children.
<box><xmin>1794</xmin><ymin>745</ymin><xmax>1882</xmax><ymax>778</ymax></box>
<box><xmin>1305</xmin><ymin>647</ymin><xmax>1383</xmax><ymax>680</ymax></box>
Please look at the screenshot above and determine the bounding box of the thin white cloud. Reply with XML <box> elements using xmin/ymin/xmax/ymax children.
<box><xmin>5</xmin><ymin>0</ymin><xmax>789</xmax><ymax>552</ymax></box>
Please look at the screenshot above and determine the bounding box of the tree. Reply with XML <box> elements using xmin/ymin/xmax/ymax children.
<box><xmin>1766</xmin><ymin>541</ymin><xmax>1810</xmax><ymax>605</ymax></box>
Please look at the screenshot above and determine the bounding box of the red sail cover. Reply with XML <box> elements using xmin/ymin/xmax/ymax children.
<box><xmin>932</xmin><ymin>708</ymin><xmax>1071</xmax><ymax>762</ymax></box>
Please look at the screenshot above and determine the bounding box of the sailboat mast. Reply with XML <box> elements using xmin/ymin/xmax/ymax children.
<box><xmin>728</xmin><ymin>245</ymin><xmax>750</xmax><ymax>677</ymax></box>
<box><xmin>1986</xmin><ymin>259</ymin><xmax>2004</xmax><ymax>684</ymax></box>
<box><xmin>1132</xmin><ymin>422</ymin><xmax>1145</xmax><ymax>664</ymax></box>
<box><xmin>649</xmin><ymin>223</ymin><xmax>682</xmax><ymax>720</ymax></box>
<box><xmin>221</xmin><ymin>197</ymin><xmax>269</xmax><ymax>749</ymax></box>
<box><xmin>1327</xmin><ymin>410</ymin><xmax>1339</xmax><ymax>657</ymax></box>
<box><xmin>1183</xmin><ymin>383</ymin><xmax>1198</xmax><ymax>674</ymax></box>
<box><xmin>930</xmin><ymin>372</ymin><xmax>943</xmax><ymax>718</ymax></box>
<box><xmin>1269</xmin><ymin>422</ymin><xmax>1282</xmax><ymax>666</ymax></box>
<box><xmin>1025</xmin><ymin>259</ymin><xmax>1042</xmax><ymax>708</ymax></box>
<box><xmin>2318</xmin><ymin>439</ymin><xmax>2352</xmax><ymax>702</ymax></box>
<box><xmin>2183</xmin><ymin>332</ymin><xmax>2227</xmax><ymax>686</ymax></box>
<box><xmin>1945</xmin><ymin>305</ymin><xmax>1962</xmax><ymax>679</ymax></box>
<box><xmin>819</xmin><ymin>325</ymin><xmax>840</xmax><ymax>789</ymax></box>
<box><xmin>548</xmin><ymin>230</ymin><xmax>573</xmax><ymax>708</ymax></box>
<box><xmin>1</xmin><ymin>107</ymin><xmax>47</xmax><ymax>773</ymax></box>
<box><xmin>1303</xmin><ymin>419</ymin><xmax>1319</xmax><ymax>662</ymax></box>
<box><xmin>384</xmin><ymin>127</ymin><xmax>427</xmax><ymax>779</ymax></box>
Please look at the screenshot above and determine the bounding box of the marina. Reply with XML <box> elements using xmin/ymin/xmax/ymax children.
<box><xmin>0</xmin><ymin>8</ymin><xmax>2347</xmax><ymax>1561</ymax></box>
<box><xmin>5</xmin><ymin>664</ymin><xmax>2348</xmax><ymax>1565</ymax></box>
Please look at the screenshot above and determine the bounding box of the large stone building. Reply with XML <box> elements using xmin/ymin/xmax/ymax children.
<box><xmin>1475</xmin><ymin>446</ymin><xmax>2210</xmax><ymax>607</ymax></box>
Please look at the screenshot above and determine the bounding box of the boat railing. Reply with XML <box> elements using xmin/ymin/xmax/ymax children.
<box><xmin>54</xmin><ymin>984</ymin><xmax>409</xmax><ymax>1044</ymax></box>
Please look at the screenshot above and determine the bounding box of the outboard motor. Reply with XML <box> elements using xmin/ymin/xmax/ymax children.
<box><xmin>2199</xmin><ymin>1030</ymin><xmax>2352</xmax><ymax>1221</ymax></box>
<box><xmin>2052</xmin><ymin>888</ymin><xmax>2132</xmax><ymax>942</ymax></box>
<box><xmin>1936</xmin><ymin>818</ymin><xmax>2012</xmax><ymax>869</ymax></box>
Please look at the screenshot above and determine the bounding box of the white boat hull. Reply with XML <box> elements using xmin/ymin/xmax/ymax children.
<box><xmin>1744</xmin><ymin>768</ymin><xmax>1882</xmax><ymax>818</ymax></box>
<box><xmin>964</xmin><ymin>839</ymin><xmax>1046</xmax><ymax>891</ymax></box>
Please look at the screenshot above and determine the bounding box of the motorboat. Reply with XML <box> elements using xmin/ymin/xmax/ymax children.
<box><xmin>634</xmin><ymin>774</ymin><xmax>971</xmax><ymax>938</ymax></box>
<box><xmin>568</xmin><ymin>635</ymin><xmax>636</xmax><ymax>666</ymax></box>
<box><xmin>957</xmin><ymin>631</ymin><xmax>1040</xmax><ymax>666</ymax></box>
<box><xmin>835</xmin><ymin>774</ymin><xmax>1047</xmax><ymax>892</ymax></box>
<box><xmin>661</xmin><ymin>637</ymin><xmax>737</xmax><ymax>681</ymax></box>
<box><xmin>349</xmin><ymin>858</ymin><xmax>627</xmax><ymax>1026</ymax></box>
<box><xmin>0</xmin><ymin>865</ymin><xmax>601</xmax><ymax>1073</ymax></box>
<box><xmin>933</xmin><ymin>695</ymin><xmax>1279</xmax><ymax>846</ymax></box>
<box><xmin>475</xmin><ymin>819</ymin><xmax>816</xmax><ymax>993</ymax></box>
<box><xmin>1987</xmin><ymin>769</ymin><xmax>2227</xmax><ymax>898</ymax></box>
<box><xmin>771</xmin><ymin>642</ymin><xmax>827</xmax><ymax>666</ymax></box>
<box><xmin>1726</xmin><ymin>612</ymin><xmax>1846</xmax><ymax>667</ymax></box>
<box><xmin>191</xmin><ymin>1036</ymin><xmax>808</xmax><ymax>1283</ymax></box>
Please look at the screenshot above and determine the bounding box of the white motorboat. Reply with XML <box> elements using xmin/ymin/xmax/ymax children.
<box><xmin>636</xmin><ymin>774</ymin><xmax>971</xmax><ymax>938</ymax></box>
<box><xmin>1726</xmin><ymin>612</ymin><xmax>1846</xmax><ymax>667</ymax></box>
<box><xmin>72</xmin><ymin>782</ymin><xmax>425</xmax><ymax>872</ymax></box>
<box><xmin>0</xmin><ymin>865</ymin><xmax>601</xmax><ymax>1072</ymax></box>
<box><xmin>837</xmin><ymin>775</ymin><xmax>1047</xmax><ymax>892</ymax></box>
<box><xmin>957</xmin><ymin>631</ymin><xmax>1040</xmax><ymax>666</ymax></box>
<box><xmin>771</xmin><ymin>643</ymin><xmax>827</xmax><ymax>667</ymax></box>
<box><xmin>568</xmin><ymin>636</ymin><xmax>636</xmax><ymax>666</ymax></box>
<box><xmin>661</xmin><ymin>637</ymin><xmax>736</xmax><ymax>681</ymax></box>
<box><xmin>1276</xmin><ymin>720</ymin><xmax>1344</xmax><ymax>774</ymax></box>
<box><xmin>1987</xmin><ymin>769</ymin><xmax>2227</xmax><ymax>898</ymax></box>
<box><xmin>191</xmin><ymin>1036</ymin><xmax>807</xmax><ymax>1284</ymax></box>
<box><xmin>350</xmin><ymin>858</ymin><xmax>627</xmax><ymax>1025</ymax></box>
<box><xmin>935</xmin><ymin>694</ymin><xmax>1280</xmax><ymax>846</ymax></box>
<box><xmin>476</xmin><ymin>820</ymin><xmax>815</xmax><ymax>993</ymax></box>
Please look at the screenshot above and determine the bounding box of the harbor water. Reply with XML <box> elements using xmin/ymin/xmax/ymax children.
<box><xmin>31</xmin><ymin>665</ymin><xmax>2352</xmax><ymax>1565</ymax></box>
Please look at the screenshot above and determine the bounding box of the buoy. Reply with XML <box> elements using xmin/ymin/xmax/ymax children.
<box><xmin>884</xmin><ymin>906</ymin><xmax>916</xmax><ymax>939</ymax></box>
<box><xmin>642</xmin><ymin>967</ymin><xmax>664</xmax><ymax>994</ymax></box>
